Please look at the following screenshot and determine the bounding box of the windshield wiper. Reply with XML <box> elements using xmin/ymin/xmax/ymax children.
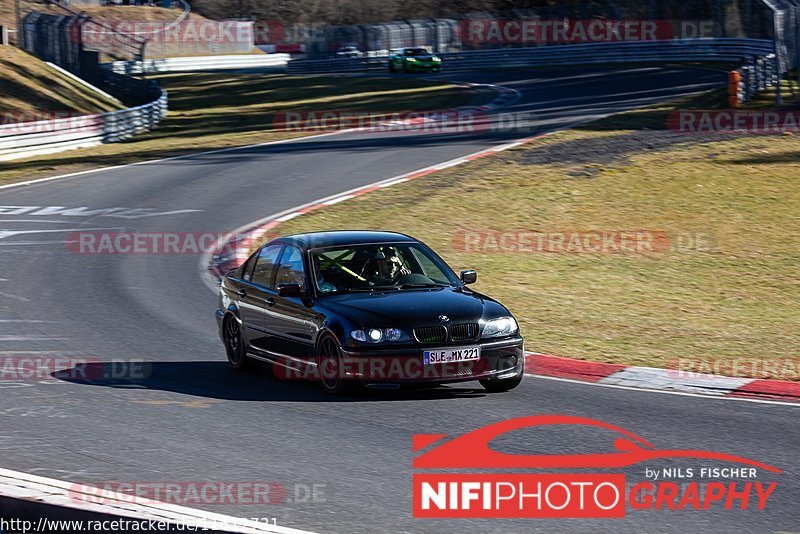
<box><xmin>398</xmin><ymin>283</ymin><xmax>449</xmax><ymax>289</ymax></box>
<box><xmin>353</xmin><ymin>283</ymin><xmax>450</xmax><ymax>291</ymax></box>
<box><xmin>320</xmin><ymin>287</ymin><xmax>373</xmax><ymax>294</ymax></box>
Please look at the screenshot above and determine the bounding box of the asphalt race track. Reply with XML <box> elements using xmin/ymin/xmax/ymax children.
<box><xmin>1</xmin><ymin>66</ymin><xmax>797</xmax><ymax>533</ymax></box>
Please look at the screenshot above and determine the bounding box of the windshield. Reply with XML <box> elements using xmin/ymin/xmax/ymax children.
<box><xmin>405</xmin><ymin>48</ymin><xmax>429</xmax><ymax>56</ymax></box>
<box><xmin>310</xmin><ymin>242</ymin><xmax>460</xmax><ymax>294</ymax></box>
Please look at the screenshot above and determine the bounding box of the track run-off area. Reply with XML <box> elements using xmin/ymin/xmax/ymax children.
<box><xmin>1</xmin><ymin>67</ymin><xmax>797</xmax><ymax>533</ymax></box>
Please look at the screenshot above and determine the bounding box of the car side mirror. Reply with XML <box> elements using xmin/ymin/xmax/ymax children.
<box><xmin>277</xmin><ymin>283</ymin><xmax>302</xmax><ymax>297</ymax></box>
<box><xmin>460</xmin><ymin>270</ymin><xmax>477</xmax><ymax>285</ymax></box>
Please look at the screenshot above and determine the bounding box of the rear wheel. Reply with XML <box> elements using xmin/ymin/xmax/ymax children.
<box><xmin>480</xmin><ymin>372</ymin><xmax>523</xmax><ymax>393</ymax></box>
<box><xmin>223</xmin><ymin>316</ymin><xmax>251</xmax><ymax>371</ymax></box>
<box><xmin>316</xmin><ymin>335</ymin><xmax>354</xmax><ymax>395</ymax></box>
<box><xmin>389</xmin><ymin>62</ymin><xmax>397</xmax><ymax>73</ymax></box>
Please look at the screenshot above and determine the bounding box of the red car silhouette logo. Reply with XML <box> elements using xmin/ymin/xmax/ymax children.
<box><xmin>413</xmin><ymin>415</ymin><xmax>781</xmax><ymax>472</ymax></box>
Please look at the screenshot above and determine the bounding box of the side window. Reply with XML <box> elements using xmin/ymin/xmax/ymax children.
<box><xmin>275</xmin><ymin>246</ymin><xmax>306</xmax><ymax>291</ymax></box>
<box><xmin>251</xmin><ymin>244</ymin><xmax>283</xmax><ymax>289</ymax></box>
<box><xmin>240</xmin><ymin>253</ymin><xmax>257</xmax><ymax>281</ymax></box>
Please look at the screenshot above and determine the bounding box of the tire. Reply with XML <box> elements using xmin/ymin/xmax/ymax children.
<box><xmin>223</xmin><ymin>316</ymin><xmax>251</xmax><ymax>371</ymax></box>
<box><xmin>389</xmin><ymin>62</ymin><xmax>396</xmax><ymax>73</ymax></box>
<box><xmin>480</xmin><ymin>372</ymin><xmax>523</xmax><ymax>393</ymax></box>
<box><xmin>402</xmin><ymin>62</ymin><xmax>409</xmax><ymax>73</ymax></box>
<box><xmin>315</xmin><ymin>334</ymin><xmax>354</xmax><ymax>396</ymax></box>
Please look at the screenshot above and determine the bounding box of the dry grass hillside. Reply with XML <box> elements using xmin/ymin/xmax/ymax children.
<box><xmin>0</xmin><ymin>46</ymin><xmax>121</xmax><ymax>114</ymax></box>
<box><xmin>2</xmin><ymin>2</ymin><xmax>207</xmax><ymax>30</ymax></box>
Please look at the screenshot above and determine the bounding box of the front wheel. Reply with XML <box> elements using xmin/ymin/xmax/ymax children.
<box><xmin>480</xmin><ymin>372</ymin><xmax>523</xmax><ymax>393</ymax></box>
<box><xmin>223</xmin><ymin>316</ymin><xmax>251</xmax><ymax>371</ymax></box>
<box><xmin>316</xmin><ymin>335</ymin><xmax>354</xmax><ymax>395</ymax></box>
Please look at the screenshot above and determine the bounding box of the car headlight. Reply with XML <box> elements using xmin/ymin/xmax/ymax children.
<box><xmin>482</xmin><ymin>317</ymin><xmax>518</xmax><ymax>338</ymax></box>
<box><xmin>368</xmin><ymin>328</ymin><xmax>383</xmax><ymax>342</ymax></box>
<box><xmin>384</xmin><ymin>328</ymin><xmax>403</xmax><ymax>341</ymax></box>
<box><xmin>351</xmin><ymin>328</ymin><xmax>406</xmax><ymax>343</ymax></box>
<box><xmin>433</xmin><ymin>57</ymin><xmax>441</xmax><ymax>62</ymax></box>
<box><xmin>406</xmin><ymin>57</ymin><xmax>417</xmax><ymax>62</ymax></box>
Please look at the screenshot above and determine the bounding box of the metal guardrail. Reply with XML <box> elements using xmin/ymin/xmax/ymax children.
<box><xmin>0</xmin><ymin>89</ymin><xmax>167</xmax><ymax>162</ymax></box>
<box><xmin>103</xmin><ymin>54</ymin><xmax>290</xmax><ymax>75</ymax></box>
<box><xmin>288</xmin><ymin>39</ymin><xmax>777</xmax><ymax>74</ymax></box>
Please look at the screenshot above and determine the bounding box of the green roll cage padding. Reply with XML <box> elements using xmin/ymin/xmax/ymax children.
<box><xmin>317</xmin><ymin>250</ymin><xmax>367</xmax><ymax>282</ymax></box>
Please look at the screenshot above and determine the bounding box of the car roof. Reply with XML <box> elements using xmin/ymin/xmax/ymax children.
<box><xmin>274</xmin><ymin>230</ymin><xmax>418</xmax><ymax>250</ymax></box>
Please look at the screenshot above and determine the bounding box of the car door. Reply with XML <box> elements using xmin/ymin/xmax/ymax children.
<box><xmin>238</xmin><ymin>243</ymin><xmax>283</xmax><ymax>351</ymax></box>
<box><xmin>269</xmin><ymin>245</ymin><xmax>320</xmax><ymax>361</ymax></box>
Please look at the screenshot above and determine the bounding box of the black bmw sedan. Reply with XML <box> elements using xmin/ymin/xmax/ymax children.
<box><xmin>215</xmin><ymin>231</ymin><xmax>524</xmax><ymax>395</ymax></box>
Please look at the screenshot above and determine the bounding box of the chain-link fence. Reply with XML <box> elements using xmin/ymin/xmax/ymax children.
<box><xmin>306</xmin><ymin>19</ymin><xmax>462</xmax><ymax>58</ymax></box>
<box><xmin>20</xmin><ymin>5</ymin><xmax>159</xmax><ymax>106</ymax></box>
<box><xmin>81</xmin><ymin>19</ymin><xmax>255</xmax><ymax>58</ymax></box>
<box><xmin>305</xmin><ymin>0</ymin><xmax>798</xmax><ymax>81</ymax></box>
<box><xmin>306</xmin><ymin>19</ymin><xmax>459</xmax><ymax>58</ymax></box>
<box><xmin>12</xmin><ymin>0</ymin><xmax>254</xmax><ymax>59</ymax></box>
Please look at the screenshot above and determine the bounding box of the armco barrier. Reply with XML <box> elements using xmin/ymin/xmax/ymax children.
<box><xmin>287</xmin><ymin>38</ymin><xmax>776</xmax><ymax>74</ymax></box>
<box><xmin>103</xmin><ymin>54</ymin><xmax>290</xmax><ymax>75</ymax></box>
<box><xmin>0</xmin><ymin>89</ymin><xmax>168</xmax><ymax>162</ymax></box>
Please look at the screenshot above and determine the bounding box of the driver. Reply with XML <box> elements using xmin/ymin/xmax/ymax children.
<box><xmin>368</xmin><ymin>247</ymin><xmax>410</xmax><ymax>284</ymax></box>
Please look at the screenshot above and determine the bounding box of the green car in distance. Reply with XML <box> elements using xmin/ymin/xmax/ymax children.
<box><xmin>388</xmin><ymin>47</ymin><xmax>442</xmax><ymax>73</ymax></box>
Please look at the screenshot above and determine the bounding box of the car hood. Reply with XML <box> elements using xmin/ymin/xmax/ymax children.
<box><xmin>316</xmin><ymin>287</ymin><xmax>509</xmax><ymax>328</ymax></box>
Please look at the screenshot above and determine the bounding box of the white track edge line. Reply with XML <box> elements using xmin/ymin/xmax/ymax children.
<box><xmin>0</xmin><ymin>81</ymin><xmax>514</xmax><ymax>193</ymax></box>
<box><xmin>0</xmin><ymin>130</ymin><xmax>348</xmax><ymax>192</ymax></box>
<box><xmin>0</xmin><ymin>468</ymin><xmax>320</xmax><ymax>534</ymax></box>
<box><xmin>197</xmin><ymin>113</ymin><xmax>620</xmax><ymax>294</ymax></box>
<box><xmin>196</xmin><ymin>129</ymin><xmax>557</xmax><ymax>293</ymax></box>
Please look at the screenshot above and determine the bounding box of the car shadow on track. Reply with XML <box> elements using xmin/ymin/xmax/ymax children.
<box><xmin>51</xmin><ymin>360</ymin><xmax>490</xmax><ymax>402</ymax></box>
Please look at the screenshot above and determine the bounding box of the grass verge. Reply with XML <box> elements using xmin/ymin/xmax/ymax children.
<box><xmin>267</xmin><ymin>88</ymin><xmax>800</xmax><ymax>379</ymax></box>
<box><xmin>0</xmin><ymin>73</ymin><xmax>472</xmax><ymax>185</ymax></box>
<box><xmin>0</xmin><ymin>48</ymin><xmax>122</xmax><ymax>115</ymax></box>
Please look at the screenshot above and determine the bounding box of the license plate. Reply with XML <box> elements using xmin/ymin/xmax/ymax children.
<box><xmin>423</xmin><ymin>346</ymin><xmax>481</xmax><ymax>365</ymax></box>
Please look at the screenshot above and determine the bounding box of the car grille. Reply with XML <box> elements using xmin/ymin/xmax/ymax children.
<box><xmin>450</xmin><ymin>323</ymin><xmax>480</xmax><ymax>342</ymax></box>
<box><xmin>414</xmin><ymin>325</ymin><xmax>447</xmax><ymax>344</ymax></box>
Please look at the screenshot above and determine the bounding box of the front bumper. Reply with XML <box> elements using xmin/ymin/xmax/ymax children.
<box><xmin>339</xmin><ymin>336</ymin><xmax>524</xmax><ymax>385</ymax></box>
<box><xmin>407</xmin><ymin>61</ymin><xmax>441</xmax><ymax>71</ymax></box>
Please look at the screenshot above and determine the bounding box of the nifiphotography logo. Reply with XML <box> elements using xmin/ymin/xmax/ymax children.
<box><xmin>412</xmin><ymin>415</ymin><xmax>780</xmax><ymax>518</ymax></box>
